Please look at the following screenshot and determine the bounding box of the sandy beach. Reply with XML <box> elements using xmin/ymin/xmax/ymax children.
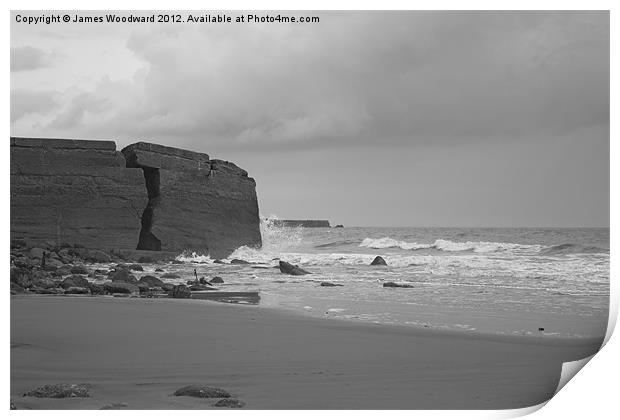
<box><xmin>10</xmin><ymin>295</ymin><xmax>603</xmax><ymax>410</ymax></box>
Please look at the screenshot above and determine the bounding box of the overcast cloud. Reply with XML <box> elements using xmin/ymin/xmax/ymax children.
<box><xmin>10</xmin><ymin>11</ymin><xmax>609</xmax><ymax>227</ymax></box>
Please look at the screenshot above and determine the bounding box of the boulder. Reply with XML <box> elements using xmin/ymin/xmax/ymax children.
<box><xmin>23</xmin><ymin>383</ymin><xmax>91</xmax><ymax>398</ymax></box>
<box><xmin>171</xmin><ymin>284</ymin><xmax>191</xmax><ymax>298</ymax></box>
<box><xmin>370</xmin><ymin>256</ymin><xmax>388</xmax><ymax>266</ymax></box>
<box><xmin>320</xmin><ymin>282</ymin><xmax>343</xmax><ymax>287</ymax></box>
<box><xmin>32</xmin><ymin>278</ymin><xmax>59</xmax><ymax>289</ymax></box>
<box><xmin>230</xmin><ymin>259</ymin><xmax>250</xmax><ymax>265</ymax></box>
<box><xmin>10</xmin><ymin>266</ymin><xmax>32</xmax><ymax>288</ymax></box>
<box><xmin>44</xmin><ymin>258</ymin><xmax>63</xmax><ymax>269</ymax></box>
<box><xmin>383</xmin><ymin>282</ymin><xmax>414</xmax><ymax>288</ymax></box>
<box><xmin>214</xmin><ymin>398</ymin><xmax>245</xmax><ymax>408</ymax></box>
<box><xmin>61</xmin><ymin>275</ymin><xmax>90</xmax><ymax>289</ymax></box>
<box><xmin>161</xmin><ymin>283</ymin><xmax>175</xmax><ymax>292</ymax></box>
<box><xmin>64</xmin><ymin>287</ymin><xmax>91</xmax><ymax>295</ymax></box>
<box><xmin>210</xmin><ymin>276</ymin><xmax>224</xmax><ymax>284</ymax></box>
<box><xmin>55</xmin><ymin>266</ymin><xmax>72</xmax><ymax>276</ymax></box>
<box><xmin>85</xmin><ymin>250</ymin><xmax>111</xmax><ymax>263</ymax></box>
<box><xmin>127</xmin><ymin>264</ymin><xmax>144</xmax><ymax>272</ymax></box>
<box><xmin>110</xmin><ymin>269</ymin><xmax>137</xmax><ymax>284</ymax></box>
<box><xmin>88</xmin><ymin>283</ymin><xmax>104</xmax><ymax>295</ymax></box>
<box><xmin>279</xmin><ymin>261</ymin><xmax>311</xmax><ymax>276</ymax></box>
<box><xmin>70</xmin><ymin>265</ymin><xmax>89</xmax><ymax>275</ymax></box>
<box><xmin>173</xmin><ymin>385</ymin><xmax>231</xmax><ymax>398</ymax></box>
<box><xmin>29</xmin><ymin>247</ymin><xmax>46</xmax><ymax>260</ymax></box>
<box><xmin>30</xmin><ymin>287</ymin><xmax>64</xmax><ymax>295</ymax></box>
<box><xmin>10</xmin><ymin>282</ymin><xmax>27</xmax><ymax>295</ymax></box>
<box><xmin>102</xmin><ymin>282</ymin><xmax>139</xmax><ymax>295</ymax></box>
<box><xmin>138</xmin><ymin>275</ymin><xmax>164</xmax><ymax>288</ymax></box>
<box><xmin>213</xmin><ymin>259</ymin><xmax>225</xmax><ymax>264</ymax></box>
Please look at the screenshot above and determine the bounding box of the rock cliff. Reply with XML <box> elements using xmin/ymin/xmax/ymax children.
<box><xmin>11</xmin><ymin>137</ymin><xmax>262</xmax><ymax>258</ymax></box>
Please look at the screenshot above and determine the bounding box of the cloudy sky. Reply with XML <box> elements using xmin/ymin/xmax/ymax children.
<box><xmin>10</xmin><ymin>11</ymin><xmax>609</xmax><ymax>227</ymax></box>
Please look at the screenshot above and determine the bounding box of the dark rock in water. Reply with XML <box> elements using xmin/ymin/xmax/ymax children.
<box><xmin>211</xmin><ymin>276</ymin><xmax>224</xmax><ymax>284</ymax></box>
<box><xmin>370</xmin><ymin>256</ymin><xmax>387</xmax><ymax>266</ymax></box>
<box><xmin>171</xmin><ymin>284</ymin><xmax>191</xmax><ymax>298</ymax></box>
<box><xmin>161</xmin><ymin>272</ymin><xmax>181</xmax><ymax>279</ymax></box>
<box><xmin>61</xmin><ymin>275</ymin><xmax>90</xmax><ymax>289</ymax></box>
<box><xmin>155</xmin><ymin>268</ymin><xmax>164</xmax><ymax>272</ymax></box>
<box><xmin>230</xmin><ymin>259</ymin><xmax>250</xmax><ymax>265</ymax></box>
<box><xmin>139</xmin><ymin>275</ymin><xmax>164</xmax><ymax>287</ymax></box>
<box><xmin>334</xmin><ymin>224</ymin><xmax>344</xmax><ymax>228</ymax></box>
<box><xmin>320</xmin><ymin>281</ymin><xmax>343</xmax><ymax>287</ymax></box>
<box><xmin>70</xmin><ymin>265</ymin><xmax>89</xmax><ymax>275</ymax></box>
<box><xmin>213</xmin><ymin>259</ymin><xmax>225</xmax><ymax>264</ymax></box>
<box><xmin>23</xmin><ymin>383</ymin><xmax>91</xmax><ymax>398</ymax></box>
<box><xmin>383</xmin><ymin>282</ymin><xmax>414</xmax><ymax>288</ymax></box>
<box><xmin>171</xmin><ymin>260</ymin><xmax>183</xmax><ymax>264</ymax></box>
<box><xmin>173</xmin><ymin>385</ymin><xmax>231</xmax><ymax>398</ymax></box>
<box><xmin>65</xmin><ymin>287</ymin><xmax>90</xmax><ymax>295</ymax></box>
<box><xmin>127</xmin><ymin>264</ymin><xmax>144</xmax><ymax>272</ymax></box>
<box><xmin>279</xmin><ymin>261</ymin><xmax>311</xmax><ymax>276</ymax></box>
<box><xmin>214</xmin><ymin>398</ymin><xmax>245</xmax><ymax>408</ymax></box>
<box><xmin>103</xmin><ymin>282</ymin><xmax>139</xmax><ymax>295</ymax></box>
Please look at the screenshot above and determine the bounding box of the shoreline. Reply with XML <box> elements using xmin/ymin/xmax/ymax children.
<box><xmin>12</xmin><ymin>294</ymin><xmax>607</xmax><ymax>347</ymax></box>
<box><xmin>11</xmin><ymin>295</ymin><xmax>604</xmax><ymax>409</ymax></box>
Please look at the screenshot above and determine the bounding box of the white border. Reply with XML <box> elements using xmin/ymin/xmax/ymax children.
<box><xmin>4</xmin><ymin>1</ymin><xmax>616</xmax><ymax>420</ymax></box>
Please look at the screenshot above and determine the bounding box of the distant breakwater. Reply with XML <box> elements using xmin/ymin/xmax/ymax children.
<box><xmin>271</xmin><ymin>220</ymin><xmax>331</xmax><ymax>228</ymax></box>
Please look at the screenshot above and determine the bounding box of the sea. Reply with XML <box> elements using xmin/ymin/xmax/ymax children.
<box><xmin>165</xmin><ymin>220</ymin><xmax>609</xmax><ymax>339</ymax></box>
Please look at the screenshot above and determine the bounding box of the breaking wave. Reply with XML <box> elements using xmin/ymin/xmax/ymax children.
<box><xmin>359</xmin><ymin>237</ymin><xmax>541</xmax><ymax>253</ymax></box>
<box><xmin>539</xmin><ymin>243</ymin><xmax>609</xmax><ymax>256</ymax></box>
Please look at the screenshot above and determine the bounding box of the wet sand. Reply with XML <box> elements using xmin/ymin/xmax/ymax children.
<box><xmin>10</xmin><ymin>295</ymin><xmax>603</xmax><ymax>409</ymax></box>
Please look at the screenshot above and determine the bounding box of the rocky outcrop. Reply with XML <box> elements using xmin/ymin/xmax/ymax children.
<box><xmin>11</xmin><ymin>138</ymin><xmax>262</xmax><ymax>259</ymax></box>
<box><xmin>10</xmin><ymin>138</ymin><xmax>147</xmax><ymax>249</ymax></box>
<box><xmin>121</xmin><ymin>142</ymin><xmax>261</xmax><ymax>258</ymax></box>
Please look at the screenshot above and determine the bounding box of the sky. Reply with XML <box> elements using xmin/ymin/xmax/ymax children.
<box><xmin>10</xmin><ymin>11</ymin><xmax>609</xmax><ymax>227</ymax></box>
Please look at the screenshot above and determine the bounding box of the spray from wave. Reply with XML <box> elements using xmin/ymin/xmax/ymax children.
<box><xmin>227</xmin><ymin>215</ymin><xmax>304</xmax><ymax>262</ymax></box>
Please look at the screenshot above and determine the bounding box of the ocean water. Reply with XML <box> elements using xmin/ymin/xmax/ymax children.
<box><xmin>164</xmin><ymin>220</ymin><xmax>609</xmax><ymax>339</ymax></box>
